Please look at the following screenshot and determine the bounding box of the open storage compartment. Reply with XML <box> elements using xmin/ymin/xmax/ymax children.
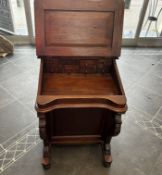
<box><xmin>42</xmin><ymin>73</ymin><xmax>120</xmax><ymax>95</ymax></box>
<box><xmin>41</xmin><ymin>59</ymin><xmax>122</xmax><ymax>96</ymax></box>
<box><xmin>36</xmin><ymin>58</ymin><xmax>126</xmax><ymax>112</ymax></box>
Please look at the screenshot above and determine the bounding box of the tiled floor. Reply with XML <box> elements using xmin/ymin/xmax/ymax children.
<box><xmin>0</xmin><ymin>46</ymin><xmax>162</xmax><ymax>175</ymax></box>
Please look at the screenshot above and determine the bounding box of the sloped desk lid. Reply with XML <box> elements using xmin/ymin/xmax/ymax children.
<box><xmin>35</xmin><ymin>0</ymin><xmax>124</xmax><ymax>57</ymax></box>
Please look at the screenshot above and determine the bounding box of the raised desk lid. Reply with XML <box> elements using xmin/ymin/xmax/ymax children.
<box><xmin>35</xmin><ymin>0</ymin><xmax>124</xmax><ymax>57</ymax></box>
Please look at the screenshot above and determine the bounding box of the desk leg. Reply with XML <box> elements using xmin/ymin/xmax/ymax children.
<box><xmin>38</xmin><ymin>113</ymin><xmax>51</xmax><ymax>169</ymax></box>
<box><xmin>113</xmin><ymin>114</ymin><xmax>122</xmax><ymax>136</ymax></box>
<box><xmin>102</xmin><ymin>113</ymin><xmax>122</xmax><ymax>167</ymax></box>
<box><xmin>102</xmin><ymin>136</ymin><xmax>112</xmax><ymax>167</ymax></box>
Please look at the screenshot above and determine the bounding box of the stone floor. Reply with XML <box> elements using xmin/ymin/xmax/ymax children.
<box><xmin>0</xmin><ymin>46</ymin><xmax>162</xmax><ymax>175</ymax></box>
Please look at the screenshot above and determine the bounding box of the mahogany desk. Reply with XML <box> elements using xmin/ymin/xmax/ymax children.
<box><xmin>34</xmin><ymin>0</ymin><xmax>127</xmax><ymax>169</ymax></box>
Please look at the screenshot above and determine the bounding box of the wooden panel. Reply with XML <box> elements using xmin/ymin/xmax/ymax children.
<box><xmin>35</xmin><ymin>0</ymin><xmax>123</xmax><ymax>11</ymax></box>
<box><xmin>35</xmin><ymin>0</ymin><xmax>124</xmax><ymax>57</ymax></box>
<box><xmin>48</xmin><ymin>108</ymin><xmax>113</xmax><ymax>136</ymax></box>
<box><xmin>44</xmin><ymin>57</ymin><xmax>113</xmax><ymax>74</ymax></box>
<box><xmin>42</xmin><ymin>73</ymin><xmax>120</xmax><ymax>95</ymax></box>
<box><xmin>51</xmin><ymin>136</ymin><xmax>102</xmax><ymax>144</ymax></box>
<box><xmin>45</xmin><ymin>11</ymin><xmax>114</xmax><ymax>47</ymax></box>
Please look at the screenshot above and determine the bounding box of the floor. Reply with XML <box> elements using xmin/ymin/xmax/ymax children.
<box><xmin>0</xmin><ymin>46</ymin><xmax>162</xmax><ymax>175</ymax></box>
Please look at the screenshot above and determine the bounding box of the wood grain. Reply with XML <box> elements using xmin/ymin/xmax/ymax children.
<box><xmin>35</xmin><ymin>0</ymin><xmax>124</xmax><ymax>57</ymax></box>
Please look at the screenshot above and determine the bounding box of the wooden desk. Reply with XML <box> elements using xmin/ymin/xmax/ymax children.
<box><xmin>34</xmin><ymin>0</ymin><xmax>127</xmax><ymax>169</ymax></box>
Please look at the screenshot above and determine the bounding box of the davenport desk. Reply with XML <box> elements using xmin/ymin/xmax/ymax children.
<box><xmin>34</xmin><ymin>0</ymin><xmax>127</xmax><ymax>169</ymax></box>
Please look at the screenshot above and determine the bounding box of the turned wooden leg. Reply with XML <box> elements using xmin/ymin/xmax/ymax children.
<box><xmin>38</xmin><ymin>113</ymin><xmax>51</xmax><ymax>169</ymax></box>
<box><xmin>102</xmin><ymin>113</ymin><xmax>122</xmax><ymax>168</ymax></box>
<box><xmin>42</xmin><ymin>142</ymin><xmax>51</xmax><ymax>169</ymax></box>
<box><xmin>102</xmin><ymin>137</ymin><xmax>112</xmax><ymax>168</ymax></box>
<box><xmin>113</xmin><ymin>114</ymin><xmax>122</xmax><ymax>136</ymax></box>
